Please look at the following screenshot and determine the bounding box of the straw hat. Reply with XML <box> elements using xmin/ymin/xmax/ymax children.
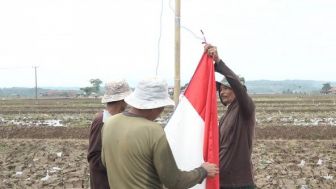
<box><xmin>101</xmin><ymin>80</ymin><xmax>132</xmax><ymax>103</ymax></box>
<box><xmin>124</xmin><ymin>78</ymin><xmax>175</xmax><ymax>109</ymax></box>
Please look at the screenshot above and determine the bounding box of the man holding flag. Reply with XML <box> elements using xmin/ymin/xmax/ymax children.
<box><xmin>165</xmin><ymin>44</ymin><xmax>256</xmax><ymax>189</ymax></box>
<box><xmin>206</xmin><ymin>44</ymin><xmax>256</xmax><ymax>189</ymax></box>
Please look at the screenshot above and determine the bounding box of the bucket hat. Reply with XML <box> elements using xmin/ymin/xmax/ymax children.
<box><xmin>124</xmin><ymin>78</ymin><xmax>175</xmax><ymax>109</ymax></box>
<box><xmin>101</xmin><ymin>79</ymin><xmax>132</xmax><ymax>103</ymax></box>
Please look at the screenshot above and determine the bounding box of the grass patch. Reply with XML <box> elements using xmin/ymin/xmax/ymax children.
<box><xmin>0</xmin><ymin>142</ymin><xmax>9</xmax><ymax>153</ymax></box>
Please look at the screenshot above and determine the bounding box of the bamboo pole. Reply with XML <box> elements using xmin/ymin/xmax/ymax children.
<box><xmin>34</xmin><ymin>66</ymin><xmax>38</xmax><ymax>104</ymax></box>
<box><xmin>174</xmin><ymin>0</ymin><xmax>181</xmax><ymax>106</ymax></box>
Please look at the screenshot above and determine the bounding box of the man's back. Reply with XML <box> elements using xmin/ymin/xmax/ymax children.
<box><xmin>102</xmin><ymin>112</ymin><xmax>209</xmax><ymax>189</ymax></box>
<box><xmin>101</xmin><ymin>113</ymin><xmax>167</xmax><ymax>188</ymax></box>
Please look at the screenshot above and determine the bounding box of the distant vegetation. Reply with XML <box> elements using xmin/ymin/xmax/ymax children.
<box><xmin>1</xmin><ymin>80</ymin><xmax>336</xmax><ymax>97</ymax></box>
<box><xmin>79</xmin><ymin>78</ymin><xmax>103</xmax><ymax>96</ymax></box>
<box><xmin>0</xmin><ymin>87</ymin><xmax>81</xmax><ymax>98</ymax></box>
<box><xmin>0</xmin><ymin>88</ymin><xmax>48</xmax><ymax>97</ymax></box>
<box><xmin>246</xmin><ymin>80</ymin><xmax>336</xmax><ymax>94</ymax></box>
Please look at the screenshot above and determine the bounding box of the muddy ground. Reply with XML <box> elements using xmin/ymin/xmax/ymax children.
<box><xmin>1</xmin><ymin>125</ymin><xmax>336</xmax><ymax>140</ymax></box>
<box><xmin>1</xmin><ymin>125</ymin><xmax>335</xmax><ymax>188</ymax></box>
<box><xmin>0</xmin><ymin>138</ymin><xmax>335</xmax><ymax>188</ymax></box>
<box><xmin>1</xmin><ymin>95</ymin><xmax>335</xmax><ymax>188</ymax></box>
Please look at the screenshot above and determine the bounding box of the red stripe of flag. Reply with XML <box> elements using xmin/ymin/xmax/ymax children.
<box><xmin>184</xmin><ymin>53</ymin><xmax>219</xmax><ymax>189</ymax></box>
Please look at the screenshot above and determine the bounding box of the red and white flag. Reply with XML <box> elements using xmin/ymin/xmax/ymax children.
<box><xmin>165</xmin><ymin>52</ymin><xmax>219</xmax><ymax>189</ymax></box>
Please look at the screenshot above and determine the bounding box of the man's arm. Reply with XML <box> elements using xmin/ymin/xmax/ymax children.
<box><xmin>205</xmin><ymin>44</ymin><xmax>254</xmax><ymax>118</ymax></box>
<box><xmin>215</xmin><ymin>60</ymin><xmax>255</xmax><ymax>118</ymax></box>
<box><xmin>153</xmin><ymin>134</ymin><xmax>208</xmax><ymax>189</ymax></box>
<box><xmin>87</xmin><ymin>112</ymin><xmax>106</xmax><ymax>170</ymax></box>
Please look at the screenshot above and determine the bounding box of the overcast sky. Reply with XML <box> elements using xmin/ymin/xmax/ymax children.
<box><xmin>0</xmin><ymin>0</ymin><xmax>335</xmax><ymax>88</ymax></box>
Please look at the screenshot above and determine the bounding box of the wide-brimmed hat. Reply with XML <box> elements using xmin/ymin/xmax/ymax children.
<box><xmin>216</xmin><ymin>76</ymin><xmax>245</xmax><ymax>89</ymax></box>
<box><xmin>101</xmin><ymin>80</ymin><xmax>132</xmax><ymax>103</ymax></box>
<box><xmin>124</xmin><ymin>78</ymin><xmax>175</xmax><ymax>109</ymax></box>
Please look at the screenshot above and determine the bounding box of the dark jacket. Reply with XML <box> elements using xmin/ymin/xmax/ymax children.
<box><xmin>215</xmin><ymin>60</ymin><xmax>256</xmax><ymax>188</ymax></box>
<box><xmin>87</xmin><ymin>111</ymin><xmax>110</xmax><ymax>189</ymax></box>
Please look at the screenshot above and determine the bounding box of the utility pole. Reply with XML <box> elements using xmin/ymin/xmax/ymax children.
<box><xmin>33</xmin><ymin>66</ymin><xmax>38</xmax><ymax>104</ymax></box>
<box><xmin>174</xmin><ymin>0</ymin><xmax>181</xmax><ymax>106</ymax></box>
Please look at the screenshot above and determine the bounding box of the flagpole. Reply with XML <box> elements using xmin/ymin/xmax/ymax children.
<box><xmin>174</xmin><ymin>0</ymin><xmax>181</xmax><ymax>106</ymax></box>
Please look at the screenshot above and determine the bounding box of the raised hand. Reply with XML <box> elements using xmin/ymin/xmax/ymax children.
<box><xmin>204</xmin><ymin>44</ymin><xmax>220</xmax><ymax>63</ymax></box>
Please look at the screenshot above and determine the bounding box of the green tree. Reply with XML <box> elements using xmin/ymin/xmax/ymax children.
<box><xmin>321</xmin><ymin>83</ymin><xmax>331</xmax><ymax>94</ymax></box>
<box><xmin>90</xmin><ymin>79</ymin><xmax>102</xmax><ymax>93</ymax></box>
<box><xmin>80</xmin><ymin>78</ymin><xmax>103</xmax><ymax>96</ymax></box>
<box><xmin>80</xmin><ymin>87</ymin><xmax>94</xmax><ymax>96</ymax></box>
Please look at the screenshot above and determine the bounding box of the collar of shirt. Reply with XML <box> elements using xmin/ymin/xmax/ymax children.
<box><xmin>102</xmin><ymin>109</ymin><xmax>112</xmax><ymax>123</ymax></box>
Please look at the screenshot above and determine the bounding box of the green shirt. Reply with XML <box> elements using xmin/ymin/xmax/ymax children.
<box><xmin>101</xmin><ymin>113</ymin><xmax>206</xmax><ymax>189</ymax></box>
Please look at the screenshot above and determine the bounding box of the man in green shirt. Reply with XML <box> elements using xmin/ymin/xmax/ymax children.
<box><xmin>101</xmin><ymin>78</ymin><xmax>218</xmax><ymax>189</ymax></box>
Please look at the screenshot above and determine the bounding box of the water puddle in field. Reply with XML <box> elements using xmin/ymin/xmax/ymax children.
<box><xmin>284</xmin><ymin>117</ymin><xmax>336</xmax><ymax>126</ymax></box>
<box><xmin>257</xmin><ymin>115</ymin><xmax>336</xmax><ymax>126</ymax></box>
<box><xmin>154</xmin><ymin>113</ymin><xmax>172</xmax><ymax>126</ymax></box>
<box><xmin>0</xmin><ymin>116</ymin><xmax>64</xmax><ymax>127</ymax></box>
<box><xmin>293</xmin><ymin>117</ymin><xmax>336</xmax><ymax>126</ymax></box>
<box><xmin>42</xmin><ymin>119</ymin><xmax>63</xmax><ymax>127</ymax></box>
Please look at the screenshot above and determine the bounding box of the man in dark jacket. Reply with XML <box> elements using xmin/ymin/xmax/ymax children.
<box><xmin>205</xmin><ymin>44</ymin><xmax>256</xmax><ymax>189</ymax></box>
<box><xmin>87</xmin><ymin>79</ymin><xmax>131</xmax><ymax>189</ymax></box>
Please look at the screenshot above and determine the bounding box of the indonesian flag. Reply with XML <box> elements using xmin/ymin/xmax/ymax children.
<box><xmin>165</xmin><ymin>52</ymin><xmax>219</xmax><ymax>189</ymax></box>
